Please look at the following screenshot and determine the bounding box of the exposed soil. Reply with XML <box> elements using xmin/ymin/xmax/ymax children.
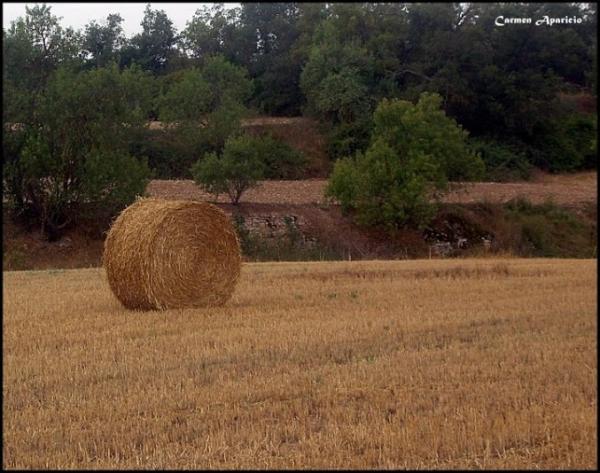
<box><xmin>148</xmin><ymin>171</ymin><xmax>597</xmax><ymax>207</ymax></box>
<box><xmin>4</xmin><ymin>172</ymin><xmax>596</xmax><ymax>270</ymax></box>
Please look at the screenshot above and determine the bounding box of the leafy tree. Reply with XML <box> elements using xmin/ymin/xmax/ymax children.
<box><xmin>121</xmin><ymin>4</ymin><xmax>179</xmax><ymax>74</ymax></box>
<box><xmin>82</xmin><ymin>13</ymin><xmax>125</xmax><ymax>68</ymax></box>
<box><xmin>3</xmin><ymin>4</ymin><xmax>83</xmax><ymax>123</ymax></box>
<box><xmin>300</xmin><ymin>22</ymin><xmax>374</xmax><ymax>125</ymax></box>
<box><xmin>327</xmin><ymin>139</ymin><xmax>443</xmax><ymax>230</ymax></box>
<box><xmin>327</xmin><ymin>93</ymin><xmax>485</xmax><ymax>230</ymax></box>
<box><xmin>238</xmin><ymin>3</ymin><xmax>304</xmax><ymax>115</ymax></box>
<box><xmin>158</xmin><ymin>67</ymin><xmax>211</xmax><ymax>121</ymax></box>
<box><xmin>202</xmin><ymin>55</ymin><xmax>253</xmax><ymax>108</ymax></box>
<box><xmin>158</xmin><ymin>55</ymin><xmax>252</xmax><ymax>151</ymax></box>
<box><xmin>469</xmin><ymin>137</ymin><xmax>532</xmax><ymax>181</ymax></box>
<box><xmin>4</xmin><ymin>65</ymin><xmax>153</xmax><ymax>240</ymax></box>
<box><xmin>372</xmin><ymin>93</ymin><xmax>485</xmax><ymax>181</ymax></box>
<box><xmin>182</xmin><ymin>4</ymin><xmax>251</xmax><ymax>66</ymax></box>
<box><xmin>251</xmin><ymin>134</ymin><xmax>308</xmax><ymax>179</ymax></box>
<box><xmin>191</xmin><ymin>134</ymin><xmax>265</xmax><ymax>204</ymax></box>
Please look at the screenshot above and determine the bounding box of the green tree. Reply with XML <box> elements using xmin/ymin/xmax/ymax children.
<box><xmin>3</xmin><ymin>4</ymin><xmax>83</xmax><ymax>124</ymax></box>
<box><xmin>372</xmin><ymin>93</ymin><xmax>484</xmax><ymax>181</ymax></box>
<box><xmin>4</xmin><ymin>65</ymin><xmax>153</xmax><ymax>240</ymax></box>
<box><xmin>82</xmin><ymin>13</ymin><xmax>125</xmax><ymax>68</ymax></box>
<box><xmin>158</xmin><ymin>55</ymin><xmax>252</xmax><ymax>151</ymax></box>
<box><xmin>300</xmin><ymin>22</ymin><xmax>374</xmax><ymax>125</ymax></box>
<box><xmin>121</xmin><ymin>4</ymin><xmax>179</xmax><ymax>75</ymax></box>
<box><xmin>326</xmin><ymin>93</ymin><xmax>485</xmax><ymax>230</ymax></box>
<box><xmin>250</xmin><ymin>134</ymin><xmax>307</xmax><ymax>179</ymax></box>
<box><xmin>326</xmin><ymin>139</ymin><xmax>443</xmax><ymax>230</ymax></box>
<box><xmin>191</xmin><ymin>134</ymin><xmax>265</xmax><ymax>204</ymax></box>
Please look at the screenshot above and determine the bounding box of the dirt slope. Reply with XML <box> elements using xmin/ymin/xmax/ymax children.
<box><xmin>148</xmin><ymin>171</ymin><xmax>597</xmax><ymax>207</ymax></box>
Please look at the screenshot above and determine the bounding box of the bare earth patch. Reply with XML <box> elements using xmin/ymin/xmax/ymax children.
<box><xmin>147</xmin><ymin>171</ymin><xmax>597</xmax><ymax>207</ymax></box>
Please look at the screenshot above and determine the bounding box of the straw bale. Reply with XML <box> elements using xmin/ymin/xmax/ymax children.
<box><xmin>103</xmin><ymin>198</ymin><xmax>241</xmax><ymax>310</ymax></box>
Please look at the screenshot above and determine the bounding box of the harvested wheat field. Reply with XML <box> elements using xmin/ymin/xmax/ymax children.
<box><xmin>2</xmin><ymin>259</ymin><xmax>597</xmax><ymax>469</ymax></box>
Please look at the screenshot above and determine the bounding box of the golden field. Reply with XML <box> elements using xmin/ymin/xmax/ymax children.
<box><xmin>2</xmin><ymin>258</ymin><xmax>597</xmax><ymax>469</ymax></box>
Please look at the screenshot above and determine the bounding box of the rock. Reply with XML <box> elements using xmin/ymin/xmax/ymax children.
<box><xmin>57</xmin><ymin>237</ymin><xmax>72</xmax><ymax>249</ymax></box>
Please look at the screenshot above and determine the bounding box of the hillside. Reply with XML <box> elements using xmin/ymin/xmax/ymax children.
<box><xmin>3</xmin><ymin>172</ymin><xmax>596</xmax><ymax>271</ymax></box>
<box><xmin>148</xmin><ymin>171</ymin><xmax>597</xmax><ymax>208</ymax></box>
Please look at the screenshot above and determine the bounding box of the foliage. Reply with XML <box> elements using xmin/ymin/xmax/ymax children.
<box><xmin>191</xmin><ymin>134</ymin><xmax>265</xmax><ymax>204</ymax></box>
<box><xmin>3</xmin><ymin>65</ymin><xmax>152</xmax><ymax>240</ymax></box>
<box><xmin>3</xmin><ymin>4</ymin><xmax>83</xmax><ymax>124</ymax></box>
<box><xmin>525</xmin><ymin>111</ymin><xmax>598</xmax><ymax>172</ymax></box>
<box><xmin>327</xmin><ymin>139</ymin><xmax>443</xmax><ymax>230</ymax></box>
<box><xmin>252</xmin><ymin>134</ymin><xmax>308</xmax><ymax>179</ymax></box>
<box><xmin>327</xmin><ymin>93</ymin><xmax>485</xmax><ymax>230</ymax></box>
<box><xmin>120</xmin><ymin>4</ymin><xmax>180</xmax><ymax>75</ymax></box>
<box><xmin>504</xmin><ymin>198</ymin><xmax>595</xmax><ymax>257</ymax></box>
<box><xmin>2</xmin><ymin>1</ymin><xmax>598</xmax><ymax>203</ymax></box>
<box><xmin>127</xmin><ymin>127</ymin><xmax>203</xmax><ymax>179</ymax></box>
<box><xmin>157</xmin><ymin>56</ymin><xmax>252</xmax><ymax>152</ymax></box>
<box><xmin>82</xmin><ymin>14</ymin><xmax>125</xmax><ymax>68</ymax></box>
<box><xmin>372</xmin><ymin>93</ymin><xmax>485</xmax><ymax>181</ymax></box>
<box><xmin>469</xmin><ymin>137</ymin><xmax>532</xmax><ymax>182</ymax></box>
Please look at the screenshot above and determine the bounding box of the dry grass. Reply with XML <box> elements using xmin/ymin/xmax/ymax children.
<box><xmin>2</xmin><ymin>258</ymin><xmax>597</xmax><ymax>469</ymax></box>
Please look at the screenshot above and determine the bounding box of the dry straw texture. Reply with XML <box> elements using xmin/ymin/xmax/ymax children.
<box><xmin>103</xmin><ymin>198</ymin><xmax>241</xmax><ymax>310</ymax></box>
<box><xmin>3</xmin><ymin>259</ymin><xmax>597</xmax><ymax>469</ymax></box>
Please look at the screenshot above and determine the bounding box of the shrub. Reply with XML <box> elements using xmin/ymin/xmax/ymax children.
<box><xmin>528</xmin><ymin>112</ymin><xmax>597</xmax><ymax>172</ymax></box>
<box><xmin>327</xmin><ymin>93</ymin><xmax>484</xmax><ymax>231</ymax></box>
<box><xmin>372</xmin><ymin>93</ymin><xmax>485</xmax><ymax>181</ymax></box>
<box><xmin>326</xmin><ymin>139</ymin><xmax>443</xmax><ymax>230</ymax></box>
<box><xmin>325</xmin><ymin>119</ymin><xmax>372</xmax><ymax>161</ymax></box>
<box><xmin>504</xmin><ymin>198</ymin><xmax>594</xmax><ymax>257</ymax></box>
<box><xmin>3</xmin><ymin>65</ymin><xmax>152</xmax><ymax>240</ymax></box>
<box><xmin>469</xmin><ymin>137</ymin><xmax>532</xmax><ymax>181</ymax></box>
<box><xmin>191</xmin><ymin>134</ymin><xmax>265</xmax><ymax>204</ymax></box>
<box><xmin>253</xmin><ymin>134</ymin><xmax>308</xmax><ymax>179</ymax></box>
<box><xmin>128</xmin><ymin>127</ymin><xmax>209</xmax><ymax>179</ymax></box>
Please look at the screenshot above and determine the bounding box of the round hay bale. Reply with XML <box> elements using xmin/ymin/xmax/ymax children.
<box><xmin>103</xmin><ymin>198</ymin><xmax>241</xmax><ymax>310</ymax></box>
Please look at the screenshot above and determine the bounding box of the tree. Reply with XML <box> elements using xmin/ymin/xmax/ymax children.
<box><xmin>372</xmin><ymin>93</ymin><xmax>484</xmax><ymax>181</ymax></box>
<box><xmin>121</xmin><ymin>4</ymin><xmax>179</xmax><ymax>74</ymax></box>
<box><xmin>158</xmin><ymin>55</ymin><xmax>252</xmax><ymax>151</ymax></box>
<box><xmin>326</xmin><ymin>93</ymin><xmax>485</xmax><ymax>231</ymax></box>
<box><xmin>182</xmin><ymin>3</ymin><xmax>250</xmax><ymax>65</ymax></box>
<box><xmin>191</xmin><ymin>134</ymin><xmax>265</xmax><ymax>204</ymax></box>
<box><xmin>3</xmin><ymin>4</ymin><xmax>83</xmax><ymax>123</ymax></box>
<box><xmin>82</xmin><ymin>13</ymin><xmax>125</xmax><ymax>68</ymax></box>
<box><xmin>327</xmin><ymin>139</ymin><xmax>443</xmax><ymax>230</ymax></box>
<box><xmin>300</xmin><ymin>22</ymin><xmax>374</xmax><ymax>125</ymax></box>
<box><xmin>4</xmin><ymin>65</ymin><xmax>153</xmax><ymax>240</ymax></box>
<box><xmin>252</xmin><ymin>134</ymin><xmax>308</xmax><ymax>179</ymax></box>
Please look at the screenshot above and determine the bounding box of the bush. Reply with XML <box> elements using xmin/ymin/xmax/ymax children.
<box><xmin>504</xmin><ymin>198</ymin><xmax>594</xmax><ymax>257</ymax></box>
<box><xmin>327</xmin><ymin>93</ymin><xmax>484</xmax><ymax>231</ymax></box>
<box><xmin>325</xmin><ymin>119</ymin><xmax>372</xmax><ymax>162</ymax></box>
<box><xmin>469</xmin><ymin>137</ymin><xmax>532</xmax><ymax>182</ymax></box>
<box><xmin>253</xmin><ymin>134</ymin><xmax>308</xmax><ymax>179</ymax></box>
<box><xmin>373</xmin><ymin>93</ymin><xmax>485</xmax><ymax>181</ymax></box>
<box><xmin>528</xmin><ymin>112</ymin><xmax>597</xmax><ymax>172</ymax></box>
<box><xmin>191</xmin><ymin>134</ymin><xmax>264</xmax><ymax>204</ymax></box>
<box><xmin>3</xmin><ymin>65</ymin><xmax>152</xmax><ymax>240</ymax></box>
<box><xmin>128</xmin><ymin>127</ymin><xmax>210</xmax><ymax>179</ymax></box>
<box><xmin>326</xmin><ymin>139</ymin><xmax>443</xmax><ymax>230</ymax></box>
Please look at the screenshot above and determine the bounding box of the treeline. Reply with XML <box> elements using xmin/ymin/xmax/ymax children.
<box><xmin>2</xmin><ymin>3</ymin><xmax>597</xmax><ymax>239</ymax></box>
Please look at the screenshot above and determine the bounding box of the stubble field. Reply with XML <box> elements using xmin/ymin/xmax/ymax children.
<box><xmin>2</xmin><ymin>258</ymin><xmax>597</xmax><ymax>469</ymax></box>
